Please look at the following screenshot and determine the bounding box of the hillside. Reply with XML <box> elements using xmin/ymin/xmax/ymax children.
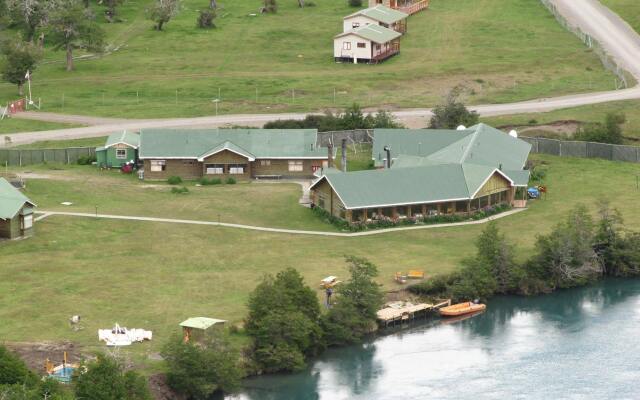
<box><xmin>0</xmin><ymin>0</ymin><xmax>614</xmax><ymax>118</ymax></box>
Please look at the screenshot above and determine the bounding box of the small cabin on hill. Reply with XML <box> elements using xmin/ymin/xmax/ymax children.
<box><xmin>96</xmin><ymin>131</ymin><xmax>140</xmax><ymax>169</ymax></box>
<box><xmin>368</xmin><ymin>0</ymin><xmax>429</xmax><ymax>15</ymax></box>
<box><xmin>334</xmin><ymin>24</ymin><xmax>401</xmax><ymax>64</ymax></box>
<box><xmin>0</xmin><ymin>178</ymin><xmax>36</xmax><ymax>240</ymax></box>
<box><xmin>343</xmin><ymin>5</ymin><xmax>408</xmax><ymax>34</ymax></box>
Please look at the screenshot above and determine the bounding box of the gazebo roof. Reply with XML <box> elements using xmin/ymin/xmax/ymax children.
<box><xmin>179</xmin><ymin>317</ymin><xmax>226</xmax><ymax>330</ymax></box>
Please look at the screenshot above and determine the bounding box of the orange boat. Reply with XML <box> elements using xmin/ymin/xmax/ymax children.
<box><xmin>439</xmin><ymin>301</ymin><xmax>486</xmax><ymax>317</ymax></box>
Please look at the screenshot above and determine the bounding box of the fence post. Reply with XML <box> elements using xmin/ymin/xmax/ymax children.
<box><xmin>559</xmin><ymin>141</ymin><xmax>562</xmax><ymax>157</ymax></box>
<box><xmin>19</xmin><ymin>151</ymin><xmax>22</xmax><ymax>167</ymax></box>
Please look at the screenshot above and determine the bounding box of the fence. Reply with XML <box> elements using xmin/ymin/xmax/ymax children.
<box><xmin>317</xmin><ymin>129</ymin><xmax>373</xmax><ymax>147</ymax></box>
<box><xmin>0</xmin><ymin>147</ymin><xmax>96</xmax><ymax>167</ymax></box>
<box><xmin>521</xmin><ymin>137</ymin><xmax>640</xmax><ymax>163</ymax></box>
<box><xmin>539</xmin><ymin>0</ymin><xmax>636</xmax><ymax>89</ymax></box>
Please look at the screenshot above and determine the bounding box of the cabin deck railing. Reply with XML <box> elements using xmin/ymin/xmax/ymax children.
<box><xmin>397</xmin><ymin>0</ymin><xmax>429</xmax><ymax>15</ymax></box>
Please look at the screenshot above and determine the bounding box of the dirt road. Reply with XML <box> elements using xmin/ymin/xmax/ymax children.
<box><xmin>3</xmin><ymin>0</ymin><xmax>640</xmax><ymax>146</ymax></box>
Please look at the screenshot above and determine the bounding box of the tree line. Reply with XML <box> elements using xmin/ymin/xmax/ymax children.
<box><xmin>410</xmin><ymin>201</ymin><xmax>640</xmax><ymax>301</ymax></box>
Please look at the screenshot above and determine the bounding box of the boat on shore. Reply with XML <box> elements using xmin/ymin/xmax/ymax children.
<box><xmin>439</xmin><ymin>301</ymin><xmax>486</xmax><ymax>317</ymax></box>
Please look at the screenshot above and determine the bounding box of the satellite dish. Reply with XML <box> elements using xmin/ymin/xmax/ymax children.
<box><xmin>509</xmin><ymin>130</ymin><xmax>518</xmax><ymax>138</ymax></box>
<box><xmin>456</xmin><ymin>125</ymin><xmax>466</xmax><ymax>131</ymax></box>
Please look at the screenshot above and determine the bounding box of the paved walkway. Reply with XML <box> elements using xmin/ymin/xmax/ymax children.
<box><xmin>34</xmin><ymin>208</ymin><xmax>526</xmax><ymax>237</ymax></box>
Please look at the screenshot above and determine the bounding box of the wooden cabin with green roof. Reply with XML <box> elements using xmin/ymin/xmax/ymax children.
<box><xmin>343</xmin><ymin>5</ymin><xmax>409</xmax><ymax>34</ymax></box>
<box><xmin>310</xmin><ymin>124</ymin><xmax>532</xmax><ymax>224</ymax></box>
<box><xmin>138</xmin><ymin>129</ymin><xmax>328</xmax><ymax>181</ymax></box>
<box><xmin>96</xmin><ymin>131</ymin><xmax>140</xmax><ymax>168</ymax></box>
<box><xmin>334</xmin><ymin>24</ymin><xmax>402</xmax><ymax>64</ymax></box>
<box><xmin>0</xmin><ymin>178</ymin><xmax>36</xmax><ymax>240</ymax></box>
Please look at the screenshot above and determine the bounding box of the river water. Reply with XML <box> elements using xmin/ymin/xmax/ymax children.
<box><xmin>227</xmin><ymin>279</ymin><xmax>640</xmax><ymax>400</ymax></box>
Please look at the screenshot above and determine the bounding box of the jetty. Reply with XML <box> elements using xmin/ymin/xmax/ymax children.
<box><xmin>376</xmin><ymin>299</ymin><xmax>451</xmax><ymax>327</ymax></box>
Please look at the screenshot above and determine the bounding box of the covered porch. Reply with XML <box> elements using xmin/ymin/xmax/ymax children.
<box><xmin>395</xmin><ymin>0</ymin><xmax>429</xmax><ymax>15</ymax></box>
<box><xmin>372</xmin><ymin>39</ymin><xmax>400</xmax><ymax>63</ymax></box>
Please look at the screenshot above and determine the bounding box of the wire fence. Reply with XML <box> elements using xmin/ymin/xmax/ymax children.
<box><xmin>521</xmin><ymin>136</ymin><xmax>640</xmax><ymax>163</ymax></box>
<box><xmin>0</xmin><ymin>147</ymin><xmax>95</xmax><ymax>167</ymax></box>
<box><xmin>539</xmin><ymin>0</ymin><xmax>637</xmax><ymax>89</ymax></box>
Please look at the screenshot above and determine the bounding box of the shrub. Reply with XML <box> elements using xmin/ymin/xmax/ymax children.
<box><xmin>263</xmin><ymin>104</ymin><xmax>402</xmax><ymax>131</ymax></box>
<box><xmin>348</xmin><ymin>0</ymin><xmax>362</xmax><ymax>6</ymax></box>
<box><xmin>574</xmin><ymin>112</ymin><xmax>625</xmax><ymax>144</ymax></box>
<box><xmin>162</xmin><ymin>332</ymin><xmax>242</xmax><ymax>399</ymax></box>
<box><xmin>197</xmin><ymin>9</ymin><xmax>215</xmax><ymax>28</ymax></box>
<box><xmin>0</xmin><ymin>345</ymin><xmax>37</xmax><ymax>386</ymax></box>
<box><xmin>167</xmin><ymin>176</ymin><xmax>182</xmax><ymax>185</ymax></box>
<box><xmin>225</xmin><ymin>177</ymin><xmax>236</xmax><ymax>184</ymax></box>
<box><xmin>74</xmin><ymin>353</ymin><xmax>152</xmax><ymax>400</ymax></box>
<box><xmin>429</xmin><ymin>86</ymin><xmax>479</xmax><ymax>129</ymax></box>
<box><xmin>171</xmin><ymin>186</ymin><xmax>189</xmax><ymax>194</ymax></box>
<box><xmin>77</xmin><ymin>155</ymin><xmax>97</xmax><ymax>165</ymax></box>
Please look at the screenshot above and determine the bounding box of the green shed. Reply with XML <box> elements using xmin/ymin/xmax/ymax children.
<box><xmin>96</xmin><ymin>131</ymin><xmax>140</xmax><ymax>168</ymax></box>
<box><xmin>0</xmin><ymin>178</ymin><xmax>36</xmax><ymax>240</ymax></box>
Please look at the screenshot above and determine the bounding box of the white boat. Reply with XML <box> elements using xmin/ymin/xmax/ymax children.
<box><xmin>98</xmin><ymin>323</ymin><xmax>152</xmax><ymax>346</ymax></box>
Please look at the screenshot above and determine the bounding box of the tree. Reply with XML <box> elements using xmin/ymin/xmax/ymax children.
<box><xmin>74</xmin><ymin>353</ymin><xmax>152</xmax><ymax>400</ymax></box>
<box><xmin>429</xmin><ymin>86</ymin><xmax>479</xmax><ymax>129</ymax></box>
<box><xmin>594</xmin><ymin>200</ymin><xmax>640</xmax><ymax>277</ymax></box>
<box><xmin>147</xmin><ymin>0</ymin><xmax>180</xmax><ymax>31</ymax></box>
<box><xmin>103</xmin><ymin>0</ymin><xmax>124</xmax><ymax>23</ymax></box>
<box><xmin>197</xmin><ymin>9</ymin><xmax>216</xmax><ymax>29</ymax></box>
<box><xmin>348</xmin><ymin>0</ymin><xmax>362</xmax><ymax>6</ymax></box>
<box><xmin>245</xmin><ymin>268</ymin><xmax>323</xmax><ymax>372</ymax></box>
<box><xmin>6</xmin><ymin>0</ymin><xmax>49</xmax><ymax>42</ymax></box>
<box><xmin>322</xmin><ymin>256</ymin><xmax>384</xmax><ymax>346</ymax></box>
<box><xmin>0</xmin><ymin>346</ymin><xmax>37</xmax><ymax>386</ymax></box>
<box><xmin>48</xmin><ymin>0</ymin><xmax>105</xmax><ymax>71</ymax></box>
<box><xmin>574</xmin><ymin>112</ymin><xmax>625</xmax><ymax>144</ymax></box>
<box><xmin>0</xmin><ymin>38</ymin><xmax>41</xmax><ymax>95</ymax></box>
<box><xmin>161</xmin><ymin>332</ymin><xmax>242</xmax><ymax>399</ymax></box>
<box><xmin>473</xmin><ymin>222</ymin><xmax>519</xmax><ymax>294</ymax></box>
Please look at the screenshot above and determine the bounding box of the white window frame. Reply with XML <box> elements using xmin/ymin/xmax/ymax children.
<box><xmin>23</xmin><ymin>214</ymin><xmax>33</xmax><ymax>230</ymax></box>
<box><xmin>229</xmin><ymin>164</ymin><xmax>245</xmax><ymax>174</ymax></box>
<box><xmin>115</xmin><ymin>148</ymin><xmax>127</xmax><ymax>159</ymax></box>
<box><xmin>260</xmin><ymin>160</ymin><xmax>271</xmax><ymax>166</ymax></box>
<box><xmin>288</xmin><ymin>160</ymin><xmax>304</xmax><ymax>172</ymax></box>
<box><xmin>352</xmin><ymin>22</ymin><xmax>360</xmax><ymax>28</ymax></box>
<box><xmin>150</xmin><ymin>160</ymin><xmax>166</xmax><ymax>172</ymax></box>
<box><xmin>206</xmin><ymin>164</ymin><xmax>224</xmax><ymax>174</ymax></box>
<box><xmin>343</xmin><ymin>42</ymin><xmax>351</xmax><ymax>50</ymax></box>
<box><xmin>357</xmin><ymin>42</ymin><xmax>366</xmax><ymax>48</ymax></box>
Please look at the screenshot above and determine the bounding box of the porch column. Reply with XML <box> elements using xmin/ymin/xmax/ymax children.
<box><xmin>467</xmin><ymin>201</ymin><xmax>471</xmax><ymax>216</ymax></box>
<box><xmin>437</xmin><ymin>203</ymin><xmax>442</xmax><ymax>215</ymax></box>
<box><xmin>392</xmin><ymin>207</ymin><xmax>398</xmax><ymax>220</ymax></box>
<box><xmin>363</xmin><ymin>209</ymin><xmax>368</xmax><ymax>221</ymax></box>
<box><xmin>407</xmin><ymin>206</ymin><xmax>412</xmax><ymax>218</ymax></box>
<box><xmin>421</xmin><ymin>204</ymin><xmax>427</xmax><ymax>216</ymax></box>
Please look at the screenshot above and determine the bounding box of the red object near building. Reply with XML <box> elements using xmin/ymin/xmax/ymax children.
<box><xmin>8</xmin><ymin>99</ymin><xmax>25</xmax><ymax>114</ymax></box>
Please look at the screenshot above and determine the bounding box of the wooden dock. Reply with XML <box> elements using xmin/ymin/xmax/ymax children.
<box><xmin>376</xmin><ymin>299</ymin><xmax>451</xmax><ymax>327</ymax></box>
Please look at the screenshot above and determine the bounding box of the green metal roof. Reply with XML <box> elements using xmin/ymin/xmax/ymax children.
<box><xmin>179</xmin><ymin>317</ymin><xmax>226</xmax><ymax>330</ymax></box>
<box><xmin>105</xmin><ymin>131</ymin><xmax>140</xmax><ymax>149</ymax></box>
<box><xmin>0</xmin><ymin>178</ymin><xmax>35</xmax><ymax>219</ymax></box>
<box><xmin>336</xmin><ymin>24</ymin><xmax>401</xmax><ymax>44</ymax></box>
<box><xmin>139</xmin><ymin>129</ymin><xmax>326</xmax><ymax>159</ymax></box>
<box><xmin>345</xmin><ymin>5</ymin><xmax>408</xmax><ymax>24</ymax></box>
<box><xmin>373</xmin><ymin>124</ymin><xmax>532</xmax><ymax>170</ymax></box>
<box><xmin>197</xmin><ymin>141</ymin><xmax>256</xmax><ymax>161</ymax></box>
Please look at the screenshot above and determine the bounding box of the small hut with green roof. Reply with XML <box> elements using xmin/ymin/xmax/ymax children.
<box><xmin>0</xmin><ymin>178</ymin><xmax>36</xmax><ymax>240</ymax></box>
<box><xmin>96</xmin><ymin>131</ymin><xmax>140</xmax><ymax>168</ymax></box>
<box><xmin>179</xmin><ymin>317</ymin><xmax>226</xmax><ymax>343</ymax></box>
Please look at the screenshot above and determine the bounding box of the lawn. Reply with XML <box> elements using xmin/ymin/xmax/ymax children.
<box><xmin>0</xmin><ymin>0</ymin><xmax>614</xmax><ymax>118</ymax></box>
<box><xmin>13</xmin><ymin>137</ymin><xmax>107</xmax><ymax>149</ymax></box>
<box><xmin>481</xmin><ymin>99</ymin><xmax>640</xmax><ymax>142</ymax></box>
<box><xmin>600</xmin><ymin>0</ymin><xmax>640</xmax><ymax>34</ymax></box>
<box><xmin>0</xmin><ymin>118</ymin><xmax>81</xmax><ymax>135</ymax></box>
<box><xmin>1</xmin><ymin>155</ymin><xmax>639</xmax><ymax>366</ymax></box>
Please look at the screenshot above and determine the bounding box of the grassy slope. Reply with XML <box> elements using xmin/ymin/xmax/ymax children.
<box><xmin>13</xmin><ymin>137</ymin><xmax>106</xmax><ymax>149</ymax></box>
<box><xmin>481</xmin><ymin>100</ymin><xmax>640</xmax><ymax>142</ymax></box>
<box><xmin>1</xmin><ymin>155</ymin><xmax>639</xmax><ymax>364</ymax></box>
<box><xmin>600</xmin><ymin>0</ymin><xmax>640</xmax><ymax>33</ymax></box>
<box><xmin>0</xmin><ymin>118</ymin><xmax>81</xmax><ymax>135</ymax></box>
<box><xmin>0</xmin><ymin>0</ymin><xmax>613</xmax><ymax>117</ymax></box>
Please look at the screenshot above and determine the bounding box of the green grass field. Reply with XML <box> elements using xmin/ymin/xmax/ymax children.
<box><xmin>1</xmin><ymin>155</ymin><xmax>639</xmax><ymax>366</ymax></box>
<box><xmin>601</xmin><ymin>0</ymin><xmax>640</xmax><ymax>33</ymax></box>
<box><xmin>0</xmin><ymin>0</ymin><xmax>614</xmax><ymax>118</ymax></box>
<box><xmin>0</xmin><ymin>118</ymin><xmax>81</xmax><ymax>135</ymax></box>
<box><xmin>12</xmin><ymin>137</ymin><xmax>107</xmax><ymax>149</ymax></box>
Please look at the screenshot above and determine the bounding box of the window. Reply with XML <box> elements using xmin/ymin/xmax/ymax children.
<box><xmin>260</xmin><ymin>160</ymin><xmax>271</xmax><ymax>166</ymax></box>
<box><xmin>229</xmin><ymin>164</ymin><xmax>246</xmax><ymax>174</ymax></box>
<box><xmin>150</xmin><ymin>160</ymin><xmax>166</xmax><ymax>172</ymax></box>
<box><xmin>116</xmin><ymin>149</ymin><xmax>127</xmax><ymax>159</ymax></box>
<box><xmin>22</xmin><ymin>214</ymin><xmax>33</xmax><ymax>230</ymax></box>
<box><xmin>357</xmin><ymin>42</ymin><xmax>366</xmax><ymax>48</ymax></box>
<box><xmin>343</xmin><ymin>42</ymin><xmax>351</xmax><ymax>50</ymax></box>
<box><xmin>182</xmin><ymin>160</ymin><xmax>195</xmax><ymax>166</ymax></box>
<box><xmin>288</xmin><ymin>160</ymin><xmax>304</xmax><ymax>172</ymax></box>
<box><xmin>205</xmin><ymin>164</ymin><xmax>225</xmax><ymax>174</ymax></box>
<box><xmin>317</xmin><ymin>192</ymin><xmax>326</xmax><ymax>209</ymax></box>
<box><xmin>352</xmin><ymin>22</ymin><xmax>360</xmax><ymax>28</ymax></box>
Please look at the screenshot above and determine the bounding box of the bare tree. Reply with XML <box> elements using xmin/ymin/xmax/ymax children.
<box><xmin>147</xmin><ymin>0</ymin><xmax>180</xmax><ymax>31</ymax></box>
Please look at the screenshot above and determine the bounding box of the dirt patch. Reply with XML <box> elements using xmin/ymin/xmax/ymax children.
<box><xmin>498</xmin><ymin>120</ymin><xmax>582</xmax><ymax>139</ymax></box>
<box><xmin>5</xmin><ymin>341</ymin><xmax>84</xmax><ymax>374</ymax></box>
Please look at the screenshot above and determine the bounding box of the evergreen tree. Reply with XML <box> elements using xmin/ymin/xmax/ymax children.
<box><xmin>429</xmin><ymin>86</ymin><xmax>479</xmax><ymax>129</ymax></box>
<box><xmin>0</xmin><ymin>37</ymin><xmax>41</xmax><ymax>95</ymax></box>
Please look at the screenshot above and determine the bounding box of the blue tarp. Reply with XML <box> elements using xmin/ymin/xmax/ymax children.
<box><xmin>528</xmin><ymin>187</ymin><xmax>540</xmax><ymax>198</ymax></box>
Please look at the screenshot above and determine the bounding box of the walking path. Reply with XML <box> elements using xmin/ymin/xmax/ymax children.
<box><xmin>4</xmin><ymin>0</ymin><xmax>640</xmax><ymax>146</ymax></box>
<box><xmin>34</xmin><ymin>208</ymin><xmax>526</xmax><ymax>237</ymax></box>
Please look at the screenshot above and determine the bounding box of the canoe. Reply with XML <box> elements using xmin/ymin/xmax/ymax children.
<box><xmin>439</xmin><ymin>302</ymin><xmax>486</xmax><ymax>317</ymax></box>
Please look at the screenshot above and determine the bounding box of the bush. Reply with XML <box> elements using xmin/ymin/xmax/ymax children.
<box><xmin>77</xmin><ymin>155</ymin><xmax>97</xmax><ymax>165</ymax></box>
<box><xmin>0</xmin><ymin>345</ymin><xmax>37</xmax><ymax>386</ymax></box>
<box><xmin>162</xmin><ymin>332</ymin><xmax>242</xmax><ymax>399</ymax></box>
<box><xmin>167</xmin><ymin>176</ymin><xmax>182</xmax><ymax>185</ymax></box>
<box><xmin>74</xmin><ymin>353</ymin><xmax>152</xmax><ymax>400</ymax></box>
<box><xmin>197</xmin><ymin>9</ymin><xmax>216</xmax><ymax>28</ymax></box>
<box><xmin>171</xmin><ymin>186</ymin><xmax>189</xmax><ymax>194</ymax></box>
<box><xmin>429</xmin><ymin>86</ymin><xmax>479</xmax><ymax>129</ymax></box>
<box><xmin>198</xmin><ymin>177</ymin><xmax>222</xmax><ymax>185</ymax></box>
<box><xmin>225</xmin><ymin>177</ymin><xmax>236</xmax><ymax>184</ymax></box>
<box><xmin>348</xmin><ymin>0</ymin><xmax>362</xmax><ymax>6</ymax></box>
<box><xmin>574</xmin><ymin>112</ymin><xmax>625</xmax><ymax>144</ymax></box>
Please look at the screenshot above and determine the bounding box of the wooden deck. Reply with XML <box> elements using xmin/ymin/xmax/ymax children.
<box><xmin>377</xmin><ymin>299</ymin><xmax>451</xmax><ymax>326</ymax></box>
<box><xmin>371</xmin><ymin>44</ymin><xmax>400</xmax><ymax>64</ymax></box>
<box><xmin>398</xmin><ymin>0</ymin><xmax>429</xmax><ymax>15</ymax></box>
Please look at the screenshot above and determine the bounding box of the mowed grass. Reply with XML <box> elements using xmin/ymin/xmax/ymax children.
<box><xmin>600</xmin><ymin>0</ymin><xmax>640</xmax><ymax>33</ymax></box>
<box><xmin>1</xmin><ymin>155</ymin><xmax>639</xmax><ymax>363</ymax></box>
<box><xmin>0</xmin><ymin>118</ymin><xmax>81</xmax><ymax>135</ymax></box>
<box><xmin>481</xmin><ymin>100</ymin><xmax>640</xmax><ymax>142</ymax></box>
<box><xmin>0</xmin><ymin>0</ymin><xmax>614</xmax><ymax>118</ymax></box>
<box><xmin>13</xmin><ymin>137</ymin><xmax>107</xmax><ymax>149</ymax></box>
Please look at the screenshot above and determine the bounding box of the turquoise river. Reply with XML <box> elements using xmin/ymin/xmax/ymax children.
<box><xmin>226</xmin><ymin>279</ymin><xmax>640</xmax><ymax>400</ymax></box>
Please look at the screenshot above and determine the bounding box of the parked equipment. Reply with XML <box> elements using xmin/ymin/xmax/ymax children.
<box><xmin>439</xmin><ymin>301</ymin><xmax>486</xmax><ymax>317</ymax></box>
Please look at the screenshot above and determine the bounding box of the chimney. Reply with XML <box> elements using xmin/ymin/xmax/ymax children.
<box><xmin>384</xmin><ymin>146</ymin><xmax>392</xmax><ymax>168</ymax></box>
<box><xmin>327</xmin><ymin>143</ymin><xmax>334</xmax><ymax>168</ymax></box>
<box><xmin>341</xmin><ymin>139</ymin><xmax>347</xmax><ymax>172</ymax></box>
